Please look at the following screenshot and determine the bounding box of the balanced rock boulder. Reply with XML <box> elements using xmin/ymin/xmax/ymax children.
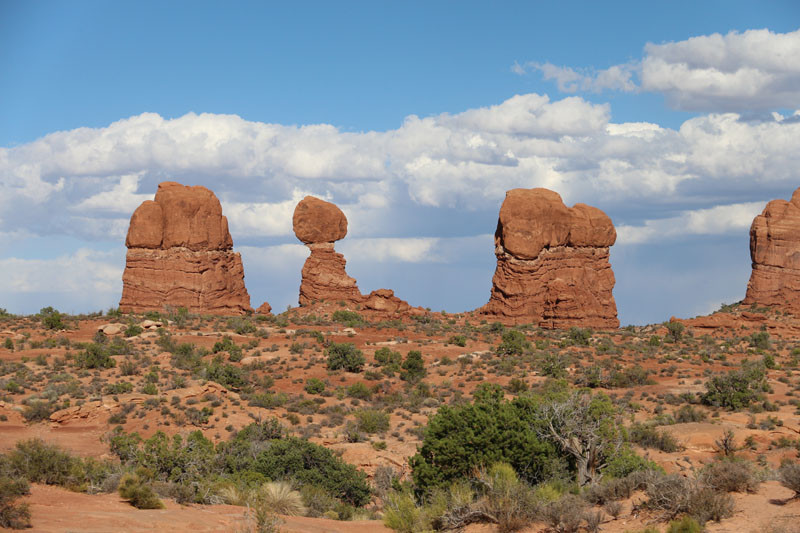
<box><xmin>293</xmin><ymin>196</ymin><xmax>364</xmax><ymax>306</ymax></box>
<box><xmin>119</xmin><ymin>181</ymin><xmax>253</xmax><ymax>315</ymax></box>
<box><xmin>479</xmin><ymin>188</ymin><xmax>619</xmax><ymax>328</ymax></box>
<box><xmin>744</xmin><ymin>187</ymin><xmax>800</xmax><ymax>312</ymax></box>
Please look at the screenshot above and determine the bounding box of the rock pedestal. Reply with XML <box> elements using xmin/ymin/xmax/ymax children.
<box><xmin>744</xmin><ymin>187</ymin><xmax>800</xmax><ymax>312</ymax></box>
<box><xmin>479</xmin><ymin>188</ymin><xmax>619</xmax><ymax>328</ymax></box>
<box><xmin>119</xmin><ymin>181</ymin><xmax>253</xmax><ymax>315</ymax></box>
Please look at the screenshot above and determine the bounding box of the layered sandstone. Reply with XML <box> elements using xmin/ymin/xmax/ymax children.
<box><xmin>293</xmin><ymin>196</ymin><xmax>418</xmax><ymax>315</ymax></box>
<box><xmin>744</xmin><ymin>187</ymin><xmax>800</xmax><ymax>312</ymax></box>
<box><xmin>479</xmin><ymin>188</ymin><xmax>619</xmax><ymax>328</ymax></box>
<box><xmin>119</xmin><ymin>181</ymin><xmax>253</xmax><ymax>315</ymax></box>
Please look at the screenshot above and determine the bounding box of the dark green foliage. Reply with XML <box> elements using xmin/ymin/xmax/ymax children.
<box><xmin>118</xmin><ymin>471</ymin><xmax>164</xmax><ymax>509</ymax></box>
<box><xmin>326</xmin><ymin>343</ymin><xmax>365</xmax><ymax>372</ymax></box>
<box><xmin>105</xmin><ymin>381</ymin><xmax>134</xmax><ymax>395</ymax></box>
<box><xmin>332</xmin><ymin>310</ymin><xmax>364</xmax><ymax>327</ymax></box>
<box><xmin>537</xmin><ymin>352</ymin><xmax>568</xmax><ymax>378</ymax></box>
<box><xmin>22</xmin><ymin>400</ymin><xmax>57</xmax><ymax>422</ymax></box>
<box><xmin>629</xmin><ymin>424</ymin><xmax>681</xmax><ymax>453</ymax></box>
<box><xmin>354</xmin><ymin>409</ymin><xmax>390</xmax><ymax>434</ymax></box>
<box><xmin>374</xmin><ymin>347</ymin><xmax>402</xmax><ymax>372</ymax></box>
<box><xmin>577</xmin><ymin>363</ymin><xmax>654</xmax><ymax>389</ymax></box>
<box><xmin>212</xmin><ymin>336</ymin><xmax>242</xmax><ymax>362</ymax></box>
<box><xmin>447</xmin><ymin>335</ymin><xmax>467</xmax><ymax>347</ymax></box>
<box><xmin>0</xmin><ymin>456</ymin><xmax>31</xmax><ymax>529</ymax></box>
<box><xmin>409</xmin><ymin>383</ymin><xmax>565</xmax><ymax>492</ymax></box>
<box><xmin>346</xmin><ymin>382</ymin><xmax>372</xmax><ymax>400</ymax></box>
<box><xmin>496</xmin><ymin>329</ymin><xmax>530</xmax><ymax>356</ymax></box>
<box><xmin>75</xmin><ymin>343</ymin><xmax>116</xmax><ymax>369</ymax></box>
<box><xmin>602</xmin><ymin>447</ymin><xmax>661</xmax><ymax>479</ymax></box>
<box><xmin>665</xmin><ymin>321</ymin><xmax>685</xmax><ymax>342</ymax></box>
<box><xmin>702</xmin><ymin>362</ymin><xmax>768</xmax><ymax>410</ymax></box>
<box><xmin>204</xmin><ymin>357</ymin><xmax>247</xmax><ymax>390</ymax></box>
<box><xmin>749</xmin><ymin>331</ymin><xmax>770</xmax><ymax>350</ymax></box>
<box><xmin>124</xmin><ymin>324</ymin><xmax>143</xmax><ymax>337</ymax></box>
<box><xmin>38</xmin><ymin>306</ymin><xmax>65</xmax><ymax>330</ymax></box>
<box><xmin>227</xmin><ymin>317</ymin><xmax>256</xmax><ymax>335</ymax></box>
<box><xmin>304</xmin><ymin>378</ymin><xmax>326</xmax><ymax>394</ymax></box>
<box><xmin>507</xmin><ymin>378</ymin><xmax>529</xmax><ymax>394</ymax></box>
<box><xmin>401</xmin><ymin>350</ymin><xmax>426</xmax><ymax>382</ymax></box>
<box><xmin>6</xmin><ymin>439</ymin><xmax>110</xmax><ymax>490</ymax></box>
<box><xmin>567</xmin><ymin>327</ymin><xmax>592</xmax><ymax>346</ymax></box>
<box><xmin>666</xmin><ymin>516</ymin><xmax>702</xmax><ymax>533</ymax></box>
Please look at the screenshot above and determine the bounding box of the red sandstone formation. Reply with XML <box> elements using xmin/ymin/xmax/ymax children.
<box><xmin>478</xmin><ymin>188</ymin><xmax>619</xmax><ymax>329</ymax></box>
<box><xmin>119</xmin><ymin>182</ymin><xmax>253</xmax><ymax>315</ymax></box>
<box><xmin>744</xmin><ymin>188</ymin><xmax>800</xmax><ymax>313</ymax></box>
<box><xmin>292</xmin><ymin>196</ymin><xmax>419</xmax><ymax>315</ymax></box>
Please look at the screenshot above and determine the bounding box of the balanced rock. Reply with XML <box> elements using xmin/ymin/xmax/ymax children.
<box><xmin>479</xmin><ymin>188</ymin><xmax>619</xmax><ymax>328</ymax></box>
<box><xmin>744</xmin><ymin>187</ymin><xmax>800</xmax><ymax>312</ymax></box>
<box><xmin>119</xmin><ymin>181</ymin><xmax>253</xmax><ymax>315</ymax></box>
<box><xmin>293</xmin><ymin>196</ymin><xmax>363</xmax><ymax>306</ymax></box>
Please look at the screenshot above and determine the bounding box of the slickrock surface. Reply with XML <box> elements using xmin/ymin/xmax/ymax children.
<box><xmin>744</xmin><ymin>187</ymin><xmax>800</xmax><ymax>313</ymax></box>
<box><xmin>119</xmin><ymin>181</ymin><xmax>252</xmax><ymax>315</ymax></box>
<box><xmin>479</xmin><ymin>188</ymin><xmax>619</xmax><ymax>328</ymax></box>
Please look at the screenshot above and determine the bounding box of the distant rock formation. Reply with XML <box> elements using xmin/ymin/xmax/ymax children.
<box><xmin>292</xmin><ymin>196</ymin><xmax>419</xmax><ymax>315</ymax></box>
<box><xmin>478</xmin><ymin>188</ymin><xmax>619</xmax><ymax>328</ymax></box>
<box><xmin>293</xmin><ymin>196</ymin><xmax>363</xmax><ymax>306</ymax></box>
<box><xmin>119</xmin><ymin>181</ymin><xmax>253</xmax><ymax>315</ymax></box>
<box><xmin>744</xmin><ymin>187</ymin><xmax>800</xmax><ymax>312</ymax></box>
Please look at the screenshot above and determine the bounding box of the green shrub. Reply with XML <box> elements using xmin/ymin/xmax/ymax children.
<box><xmin>699</xmin><ymin>458</ymin><xmax>759</xmax><ymax>493</ymax></box>
<box><xmin>326</xmin><ymin>343</ymin><xmax>365</xmax><ymax>373</ymax></box>
<box><xmin>567</xmin><ymin>327</ymin><xmax>592</xmax><ymax>346</ymax></box>
<box><xmin>410</xmin><ymin>383</ymin><xmax>566</xmax><ymax>492</ymax></box>
<box><xmin>118</xmin><ymin>471</ymin><xmax>164</xmax><ymax>509</ymax></box>
<box><xmin>0</xmin><ymin>472</ymin><xmax>31</xmax><ymax>529</ymax></box>
<box><xmin>629</xmin><ymin>424</ymin><xmax>681</xmax><ymax>453</ymax></box>
<box><xmin>124</xmin><ymin>324</ymin><xmax>143</xmax><ymax>337</ymax></box>
<box><xmin>665</xmin><ymin>321</ymin><xmax>685</xmax><ymax>342</ymax></box>
<box><xmin>447</xmin><ymin>335</ymin><xmax>467</xmax><ymax>347</ymax></box>
<box><xmin>702</xmin><ymin>362</ymin><xmax>768</xmax><ymax>410</ymax></box>
<box><xmin>401</xmin><ymin>351</ymin><xmax>426</xmax><ymax>382</ymax></box>
<box><xmin>354</xmin><ymin>409</ymin><xmax>390</xmax><ymax>434</ymax></box>
<box><xmin>22</xmin><ymin>400</ymin><xmax>57</xmax><ymax>422</ymax></box>
<box><xmin>346</xmin><ymin>382</ymin><xmax>372</xmax><ymax>400</ymax></box>
<box><xmin>374</xmin><ymin>347</ymin><xmax>402</xmax><ymax>371</ymax></box>
<box><xmin>204</xmin><ymin>358</ymin><xmax>247</xmax><ymax>390</ymax></box>
<box><xmin>105</xmin><ymin>381</ymin><xmax>134</xmax><ymax>395</ymax></box>
<box><xmin>666</xmin><ymin>516</ymin><xmax>702</xmax><ymax>533</ymax></box>
<box><xmin>331</xmin><ymin>310</ymin><xmax>364</xmax><ymax>327</ymax></box>
<box><xmin>778</xmin><ymin>461</ymin><xmax>800</xmax><ymax>496</ymax></box>
<box><xmin>38</xmin><ymin>306</ymin><xmax>65</xmax><ymax>330</ymax></box>
<box><xmin>304</xmin><ymin>378</ymin><xmax>326</xmax><ymax>395</ymax></box>
<box><xmin>496</xmin><ymin>330</ymin><xmax>530</xmax><ymax>356</ymax></box>
<box><xmin>75</xmin><ymin>343</ymin><xmax>116</xmax><ymax>369</ymax></box>
<box><xmin>749</xmin><ymin>331</ymin><xmax>770</xmax><ymax>350</ymax></box>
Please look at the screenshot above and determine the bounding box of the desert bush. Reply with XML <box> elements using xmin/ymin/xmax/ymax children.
<box><xmin>383</xmin><ymin>489</ymin><xmax>435</xmax><ymax>533</ymax></box>
<box><xmin>778</xmin><ymin>461</ymin><xmax>800</xmax><ymax>496</ymax></box>
<box><xmin>304</xmin><ymin>378</ymin><xmax>326</xmax><ymax>394</ymax></box>
<box><xmin>374</xmin><ymin>347</ymin><xmax>402</xmax><ymax>372</ymax></box>
<box><xmin>702</xmin><ymin>362</ymin><xmax>768</xmax><ymax>410</ymax></box>
<box><xmin>0</xmin><ymin>470</ymin><xmax>31</xmax><ymax>529</ymax></box>
<box><xmin>75</xmin><ymin>343</ymin><xmax>116</xmax><ymax>369</ymax></box>
<box><xmin>675</xmin><ymin>405</ymin><xmax>707</xmax><ymax>423</ymax></box>
<box><xmin>354</xmin><ymin>409</ymin><xmax>390</xmax><ymax>434</ymax></box>
<box><xmin>542</xmin><ymin>494</ymin><xmax>586</xmax><ymax>533</ymax></box>
<box><xmin>346</xmin><ymin>382</ymin><xmax>372</xmax><ymax>400</ymax></box>
<box><xmin>410</xmin><ymin>383</ymin><xmax>566</xmax><ymax>492</ymax></box>
<box><xmin>22</xmin><ymin>400</ymin><xmax>57</xmax><ymax>422</ymax></box>
<box><xmin>326</xmin><ymin>343</ymin><xmax>365</xmax><ymax>373</ymax></box>
<box><xmin>332</xmin><ymin>310</ymin><xmax>364</xmax><ymax>327</ymax></box>
<box><xmin>118</xmin><ymin>471</ymin><xmax>164</xmax><ymax>509</ymax></box>
<box><xmin>666</xmin><ymin>516</ymin><xmax>702</xmax><ymax>533</ymax></box>
<box><xmin>448</xmin><ymin>335</ymin><xmax>467</xmax><ymax>347</ymax></box>
<box><xmin>629</xmin><ymin>423</ymin><xmax>682</xmax><ymax>453</ymax></box>
<box><xmin>39</xmin><ymin>306</ymin><xmax>66</xmax><ymax>330</ymax></box>
<box><xmin>641</xmin><ymin>472</ymin><xmax>733</xmax><ymax>524</ymax></box>
<box><xmin>203</xmin><ymin>358</ymin><xmax>247</xmax><ymax>390</ymax></box>
<box><xmin>124</xmin><ymin>324</ymin><xmax>143</xmax><ymax>337</ymax></box>
<box><xmin>401</xmin><ymin>350</ymin><xmax>426</xmax><ymax>382</ymax></box>
<box><xmin>686</xmin><ymin>487</ymin><xmax>734</xmax><ymax>525</ymax></box>
<box><xmin>212</xmin><ymin>336</ymin><xmax>243</xmax><ymax>362</ymax></box>
<box><xmin>750</xmin><ymin>331</ymin><xmax>770</xmax><ymax>350</ymax></box>
<box><xmin>255</xmin><ymin>481</ymin><xmax>306</xmax><ymax>516</ymax></box>
<box><xmin>496</xmin><ymin>330</ymin><xmax>530</xmax><ymax>356</ymax></box>
<box><xmin>567</xmin><ymin>327</ymin><xmax>592</xmax><ymax>346</ymax></box>
<box><xmin>665</xmin><ymin>321</ymin><xmax>685</xmax><ymax>342</ymax></box>
<box><xmin>699</xmin><ymin>458</ymin><xmax>759</xmax><ymax>493</ymax></box>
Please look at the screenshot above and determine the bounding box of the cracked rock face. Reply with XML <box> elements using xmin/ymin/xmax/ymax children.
<box><xmin>744</xmin><ymin>187</ymin><xmax>800</xmax><ymax>312</ymax></box>
<box><xmin>119</xmin><ymin>181</ymin><xmax>253</xmax><ymax>315</ymax></box>
<box><xmin>478</xmin><ymin>188</ymin><xmax>619</xmax><ymax>328</ymax></box>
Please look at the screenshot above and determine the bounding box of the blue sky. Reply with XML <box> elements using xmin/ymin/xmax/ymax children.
<box><xmin>1</xmin><ymin>1</ymin><xmax>800</xmax><ymax>324</ymax></box>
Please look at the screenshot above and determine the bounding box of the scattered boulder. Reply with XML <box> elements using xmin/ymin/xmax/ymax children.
<box><xmin>255</xmin><ymin>301</ymin><xmax>273</xmax><ymax>315</ymax></box>
<box><xmin>97</xmin><ymin>323</ymin><xmax>126</xmax><ymax>335</ymax></box>
<box><xmin>478</xmin><ymin>188</ymin><xmax>619</xmax><ymax>329</ymax></box>
<box><xmin>119</xmin><ymin>182</ymin><xmax>252</xmax><ymax>315</ymax></box>
<box><xmin>744</xmin><ymin>187</ymin><xmax>800</xmax><ymax>313</ymax></box>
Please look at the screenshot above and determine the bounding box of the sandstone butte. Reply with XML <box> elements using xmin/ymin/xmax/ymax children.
<box><xmin>478</xmin><ymin>187</ymin><xmax>619</xmax><ymax>329</ymax></box>
<box><xmin>744</xmin><ymin>186</ymin><xmax>800</xmax><ymax>313</ymax></box>
<box><xmin>119</xmin><ymin>181</ymin><xmax>254</xmax><ymax>315</ymax></box>
<box><xmin>292</xmin><ymin>195</ymin><xmax>417</xmax><ymax>315</ymax></box>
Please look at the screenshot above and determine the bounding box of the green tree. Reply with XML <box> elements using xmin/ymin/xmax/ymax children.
<box><xmin>326</xmin><ymin>343</ymin><xmax>365</xmax><ymax>373</ymax></box>
<box><xmin>401</xmin><ymin>351</ymin><xmax>426</xmax><ymax>382</ymax></box>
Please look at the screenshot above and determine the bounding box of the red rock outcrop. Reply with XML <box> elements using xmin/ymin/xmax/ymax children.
<box><xmin>119</xmin><ymin>181</ymin><xmax>253</xmax><ymax>315</ymax></box>
<box><xmin>478</xmin><ymin>188</ymin><xmax>619</xmax><ymax>329</ymax></box>
<box><xmin>744</xmin><ymin>187</ymin><xmax>800</xmax><ymax>313</ymax></box>
<box><xmin>293</xmin><ymin>196</ymin><xmax>421</xmax><ymax>316</ymax></box>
